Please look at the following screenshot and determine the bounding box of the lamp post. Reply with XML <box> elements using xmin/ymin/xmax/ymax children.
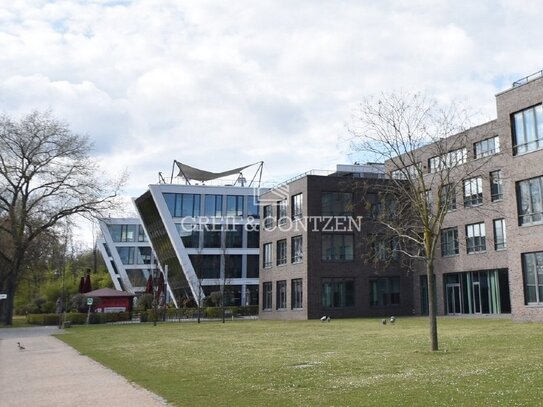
<box><xmin>152</xmin><ymin>268</ymin><xmax>159</xmax><ymax>327</ymax></box>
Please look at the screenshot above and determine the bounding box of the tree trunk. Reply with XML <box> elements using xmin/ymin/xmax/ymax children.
<box><xmin>427</xmin><ymin>261</ymin><xmax>439</xmax><ymax>351</ymax></box>
<box><xmin>1</xmin><ymin>273</ymin><xmax>17</xmax><ymax>325</ymax></box>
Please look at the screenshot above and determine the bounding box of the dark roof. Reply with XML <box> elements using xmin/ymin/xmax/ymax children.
<box><xmin>83</xmin><ymin>288</ymin><xmax>135</xmax><ymax>298</ymax></box>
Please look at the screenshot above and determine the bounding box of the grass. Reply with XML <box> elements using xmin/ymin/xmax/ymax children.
<box><xmin>57</xmin><ymin>317</ymin><xmax>543</xmax><ymax>406</ymax></box>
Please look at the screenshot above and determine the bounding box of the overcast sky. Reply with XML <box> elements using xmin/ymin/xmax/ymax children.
<box><xmin>2</xmin><ymin>0</ymin><xmax>543</xmax><ymax>225</ymax></box>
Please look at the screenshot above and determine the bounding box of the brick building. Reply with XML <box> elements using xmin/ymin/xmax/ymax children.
<box><xmin>259</xmin><ymin>164</ymin><xmax>414</xmax><ymax>320</ymax></box>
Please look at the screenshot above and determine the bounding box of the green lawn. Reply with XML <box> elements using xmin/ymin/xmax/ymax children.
<box><xmin>57</xmin><ymin>317</ymin><xmax>543</xmax><ymax>406</ymax></box>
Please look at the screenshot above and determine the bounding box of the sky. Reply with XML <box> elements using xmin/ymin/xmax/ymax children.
<box><xmin>2</xmin><ymin>0</ymin><xmax>543</xmax><ymax>244</ymax></box>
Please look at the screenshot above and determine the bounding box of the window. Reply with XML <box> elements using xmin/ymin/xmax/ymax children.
<box><xmin>493</xmin><ymin>219</ymin><xmax>506</xmax><ymax>251</ymax></box>
<box><xmin>204</xmin><ymin>195</ymin><xmax>223</xmax><ymax>217</ymax></box>
<box><xmin>108</xmin><ymin>224</ymin><xmax>139</xmax><ymax>242</ymax></box>
<box><xmin>440</xmin><ymin>184</ymin><xmax>456</xmax><ymax>211</ymax></box>
<box><xmin>291</xmin><ymin>279</ymin><xmax>303</xmax><ymax>309</ymax></box>
<box><xmin>263</xmin><ymin>205</ymin><xmax>273</xmax><ymax>229</ymax></box>
<box><xmin>277</xmin><ymin>199</ymin><xmax>287</xmax><ymax>224</ymax></box>
<box><xmin>177</xmin><ymin>224</ymin><xmax>200</xmax><ymax>248</ymax></box>
<box><xmin>226</xmin><ymin>195</ymin><xmax>244</xmax><ymax>217</ymax></box>
<box><xmin>276</xmin><ymin>280</ymin><xmax>287</xmax><ymax>309</ymax></box>
<box><xmin>263</xmin><ymin>282</ymin><xmax>273</xmax><ymax>310</ymax></box>
<box><xmin>474</xmin><ymin>136</ymin><xmax>500</xmax><ymax>158</ymax></box>
<box><xmin>225</xmin><ymin>255</ymin><xmax>242</xmax><ymax>278</ymax></box>
<box><xmin>425</xmin><ymin>189</ymin><xmax>433</xmax><ymax>211</ymax></box>
<box><xmin>517</xmin><ymin>176</ymin><xmax>543</xmax><ymax>226</ymax></box>
<box><xmin>321</xmin><ymin>234</ymin><xmax>354</xmax><ymax>261</ymax></box>
<box><xmin>322</xmin><ymin>280</ymin><xmax>354</xmax><ymax>308</ymax></box>
<box><xmin>163</xmin><ymin>193</ymin><xmax>201</xmax><ymax>217</ymax></box>
<box><xmin>370</xmin><ymin>278</ymin><xmax>400</xmax><ymax>307</ymax></box>
<box><xmin>192</xmin><ymin>255</ymin><xmax>220</xmax><ymax>278</ymax></box>
<box><xmin>263</xmin><ymin>243</ymin><xmax>272</xmax><ymax>268</ymax></box>
<box><xmin>247</xmin><ymin>227</ymin><xmax>259</xmax><ymax>248</ymax></box>
<box><xmin>512</xmin><ymin>104</ymin><xmax>543</xmax><ymax>155</ymax></box>
<box><xmin>466</xmin><ymin>222</ymin><xmax>486</xmax><ymax>253</ymax></box>
<box><xmin>391</xmin><ymin>163</ymin><xmax>420</xmax><ymax>180</ymax></box>
<box><xmin>225</xmin><ymin>225</ymin><xmax>243</xmax><ymax>248</ymax></box>
<box><xmin>137</xmin><ymin>225</ymin><xmax>147</xmax><ymax>242</ymax></box>
<box><xmin>292</xmin><ymin>193</ymin><xmax>303</xmax><ymax>220</ymax></box>
<box><xmin>277</xmin><ymin>239</ymin><xmax>287</xmax><ymax>266</ymax></box>
<box><xmin>291</xmin><ymin>235</ymin><xmax>303</xmax><ymax>263</ymax></box>
<box><xmin>441</xmin><ymin>227</ymin><xmax>459</xmax><ymax>256</ymax></box>
<box><xmin>464</xmin><ymin>177</ymin><xmax>483</xmax><ymax>207</ymax></box>
<box><xmin>490</xmin><ymin>170</ymin><xmax>503</xmax><ymax>201</ymax></box>
<box><xmin>321</xmin><ymin>192</ymin><xmax>353</xmax><ymax>216</ymax></box>
<box><xmin>247</xmin><ymin>196</ymin><xmax>259</xmax><ymax>218</ymax></box>
<box><xmin>246</xmin><ymin>255</ymin><xmax>259</xmax><ymax>278</ymax></box>
<box><xmin>203</xmin><ymin>226</ymin><xmax>222</xmax><ymax>248</ymax></box>
<box><xmin>372</xmin><ymin>240</ymin><xmax>387</xmax><ymax>261</ymax></box>
<box><xmin>522</xmin><ymin>252</ymin><xmax>543</xmax><ymax>304</ymax></box>
<box><xmin>428</xmin><ymin>148</ymin><xmax>467</xmax><ymax>173</ymax></box>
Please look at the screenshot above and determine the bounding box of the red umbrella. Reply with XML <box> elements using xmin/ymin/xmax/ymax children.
<box><xmin>78</xmin><ymin>277</ymin><xmax>85</xmax><ymax>294</ymax></box>
<box><xmin>145</xmin><ymin>274</ymin><xmax>153</xmax><ymax>294</ymax></box>
<box><xmin>83</xmin><ymin>273</ymin><xmax>92</xmax><ymax>293</ymax></box>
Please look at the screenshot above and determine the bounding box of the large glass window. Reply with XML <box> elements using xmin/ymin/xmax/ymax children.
<box><xmin>490</xmin><ymin>170</ymin><xmax>503</xmax><ymax>201</ymax></box>
<box><xmin>429</xmin><ymin>148</ymin><xmax>467</xmax><ymax>173</ymax></box>
<box><xmin>291</xmin><ymin>279</ymin><xmax>303</xmax><ymax>309</ymax></box>
<box><xmin>517</xmin><ymin>176</ymin><xmax>543</xmax><ymax>226</ymax></box>
<box><xmin>441</xmin><ymin>227</ymin><xmax>459</xmax><ymax>256</ymax></box>
<box><xmin>204</xmin><ymin>195</ymin><xmax>223</xmax><ymax>217</ymax></box>
<box><xmin>118</xmin><ymin>247</ymin><xmax>151</xmax><ymax>265</ymax></box>
<box><xmin>203</xmin><ymin>226</ymin><xmax>222</xmax><ymax>248</ymax></box>
<box><xmin>276</xmin><ymin>280</ymin><xmax>287</xmax><ymax>309</ymax></box>
<box><xmin>108</xmin><ymin>224</ymin><xmax>139</xmax><ymax>242</ymax></box>
<box><xmin>322</xmin><ymin>234</ymin><xmax>354</xmax><ymax>261</ymax></box>
<box><xmin>321</xmin><ymin>192</ymin><xmax>352</xmax><ymax>216</ymax></box>
<box><xmin>247</xmin><ymin>227</ymin><xmax>259</xmax><ymax>248</ymax></box>
<box><xmin>370</xmin><ymin>278</ymin><xmax>400</xmax><ymax>307</ymax></box>
<box><xmin>197</xmin><ymin>255</ymin><xmax>221</xmax><ymax>279</ymax></box>
<box><xmin>440</xmin><ymin>184</ymin><xmax>456</xmax><ymax>211</ymax></box>
<box><xmin>466</xmin><ymin>222</ymin><xmax>486</xmax><ymax>253</ymax></box>
<box><xmin>176</xmin><ymin>224</ymin><xmax>200</xmax><ymax>248</ymax></box>
<box><xmin>225</xmin><ymin>225</ymin><xmax>243</xmax><ymax>248</ymax></box>
<box><xmin>522</xmin><ymin>251</ymin><xmax>543</xmax><ymax>304</ymax></box>
<box><xmin>474</xmin><ymin>136</ymin><xmax>500</xmax><ymax>159</ymax></box>
<box><xmin>263</xmin><ymin>282</ymin><xmax>273</xmax><ymax>310</ymax></box>
<box><xmin>225</xmin><ymin>255</ymin><xmax>242</xmax><ymax>279</ymax></box>
<box><xmin>322</xmin><ymin>280</ymin><xmax>354</xmax><ymax>308</ymax></box>
<box><xmin>163</xmin><ymin>193</ymin><xmax>201</xmax><ymax>217</ymax></box>
<box><xmin>493</xmin><ymin>219</ymin><xmax>506</xmax><ymax>251</ymax></box>
<box><xmin>263</xmin><ymin>243</ymin><xmax>272</xmax><ymax>269</ymax></box>
<box><xmin>246</xmin><ymin>255</ymin><xmax>259</xmax><ymax>278</ymax></box>
<box><xmin>292</xmin><ymin>193</ymin><xmax>303</xmax><ymax>220</ymax></box>
<box><xmin>513</xmin><ymin>104</ymin><xmax>543</xmax><ymax>155</ymax></box>
<box><xmin>226</xmin><ymin>195</ymin><xmax>244</xmax><ymax>217</ymax></box>
<box><xmin>291</xmin><ymin>235</ymin><xmax>303</xmax><ymax>263</ymax></box>
<box><xmin>277</xmin><ymin>239</ymin><xmax>287</xmax><ymax>266</ymax></box>
<box><xmin>247</xmin><ymin>196</ymin><xmax>260</xmax><ymax>219</ymax></box>
<box><xmin>464</xmin><ymin>177</ymin><xmax>483</xmax><ymax>207</ymax></box>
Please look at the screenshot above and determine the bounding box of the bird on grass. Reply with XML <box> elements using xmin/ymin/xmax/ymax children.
<box><xmin>17</xmin><ymin>342</ymin><xmax>25</xmax><ymax>351</ymax></box>
<box><xmin>320</xmin><ymin>315</ymin><xmax>327</xmax><ymax>322</ymax></box>
<box><xmin>381</xmin><ymin>319</ymin><xmax>387</xmax><ymax>325</ymax></box>
<box><xmin>390</xmin><ymin>316</ymin><xmax>396</xmax><ymax>324</ymax></box>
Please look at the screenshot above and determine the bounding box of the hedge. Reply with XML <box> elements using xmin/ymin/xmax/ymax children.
<box><xmin>26</xmin><ymin>312</ymin><xmax>131</xmax><ymax>326</ymax></box>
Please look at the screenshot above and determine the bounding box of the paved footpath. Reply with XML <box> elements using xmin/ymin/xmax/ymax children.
<box><xmin>0</xmin><ymin>326</ymin><xmax>169</xmax><ymax>407</ymax></box>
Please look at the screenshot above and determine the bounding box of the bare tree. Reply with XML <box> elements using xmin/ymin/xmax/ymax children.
<box><xmin>350</xmin><ymin>92</ymin><xmax>496</xmax><ymax>351</ymax></box>
<box><xmin>0</xmin><ymin>111</ymin><xmax>125</xmax><ymax>325</ymax></box>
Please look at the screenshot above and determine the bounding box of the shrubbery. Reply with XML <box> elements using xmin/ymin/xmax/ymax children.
<box><xmin>26</xmin><ymin>312</ymin><xmax>131</xmax><ymax>325</ymax></box>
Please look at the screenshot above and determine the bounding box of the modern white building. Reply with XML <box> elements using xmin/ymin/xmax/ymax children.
<box><xmin>133</xmin><ymin>161</ymin><xmax>265</xmax><ymax>307</ymax></box>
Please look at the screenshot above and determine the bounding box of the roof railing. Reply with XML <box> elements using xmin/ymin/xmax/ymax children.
<box><xmin>512</xmin><ymin>70</ymin><xmax>543</xmax><ymax>87</ymax></box>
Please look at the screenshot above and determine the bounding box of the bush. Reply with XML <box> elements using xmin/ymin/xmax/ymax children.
<box><xmin>136</xmin><ymin>294</ymin><xmax>153</xmax><ymax>311</ymax></box>
<box><xmin>26</xmin><ymin>312</ymin><xmax>131</xmax><ymax>325</ymax></box>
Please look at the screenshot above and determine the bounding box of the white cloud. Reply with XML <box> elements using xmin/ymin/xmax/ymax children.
<box><xmin>2</xmin><ymin>0</ymin><xmax>543</xmax><ymax>247</ymax></box>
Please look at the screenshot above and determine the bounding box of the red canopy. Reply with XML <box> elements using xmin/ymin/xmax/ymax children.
<box><xmin>83</xmin><ymin>273</ymin><xmax>92</xmax><ymax>293</ymax></box>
